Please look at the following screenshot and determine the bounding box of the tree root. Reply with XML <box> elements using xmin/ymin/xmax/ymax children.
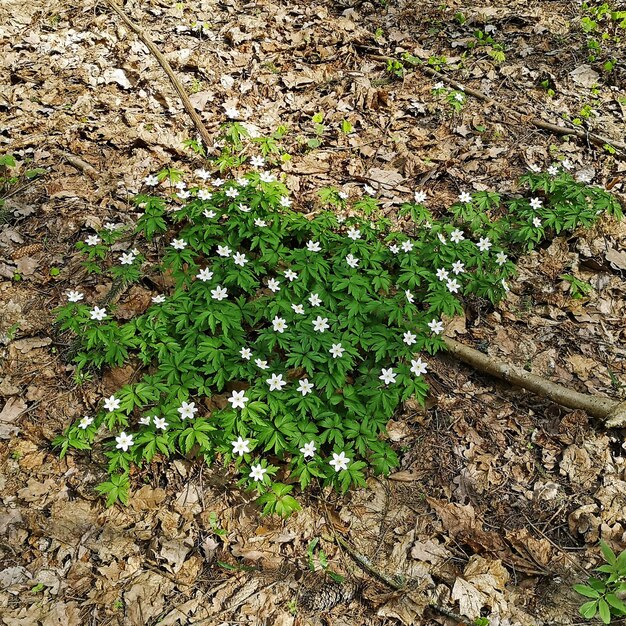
<box><xmin>101</xmin><ymin>0</ymin><xmax>213</xmax><ymax>150</ymax></box>
<box><xmin>444</xmin><ymin>337</ymin><xmax>626</xmax><ymax>428</ymax></box>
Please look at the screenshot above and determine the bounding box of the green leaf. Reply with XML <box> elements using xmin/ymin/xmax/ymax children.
<box><xmin>589</xmin><ymin>578</ymin><xmax>607</xmax><ymax>593</ymax></box>
<box><xmin>574</xmin><ymin>584</ymin><xmax>600</xmax><ymax>599</ymax></box>
<box><xmin>0</xmin><ymin>154</ymin><xmax>16</xmax><ymax>168</ymax></box>
<box><xmin>600</xmin><ymin>540</ymin><xmax>618</xmax><ymax>566</ymax></box>
<box><xmin>95</xmin><ymin>473</ymin><xmax>130</xmax><ymax>507</ymax></box>
<box><xmin>598</xmin><ymin>598</ymin><xmax>611</xmax><ymax>624</ymax></box>
<box><xmin>606</xmin><ymin>593</ymin><xmax>626</xmax><ymax>615</ymax></box>
<box><xmin>256</xmin><ymin>483</ymin><xmax>301</xmax><ymax>517</ymax></box>
<box><xmin>579</xmin><ymin>600</ymin><xmax>598</xmax><ymax>619</ymax></box>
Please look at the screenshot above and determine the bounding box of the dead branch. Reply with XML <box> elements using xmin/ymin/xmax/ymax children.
<box><xmin>366</xmin><ymin>52</ymin><xmax>626</xmax><ymax>154</ymax></box>
<box><xmin>334</xmin><ymin>535</ymin><xmax>466</xmax><ymax>624</ymax></box>
<box><xmin>101</xmin><ymin>0</ymin><xmax>213</xmax><ymax>150</ymax></box>
<box><xmin>334</xmin><ymin>534</ymin><xmax>406</xmax><ymax>590</ymax></box>
<box><xmin>56</xmin><ymin>151</ymin><xmax>99</xmax><ymax>179</ymax></box>
<box><xmin>444</xmin><ymin>336</ymin><xmax>626</xmax><ymax>428</ymax></box>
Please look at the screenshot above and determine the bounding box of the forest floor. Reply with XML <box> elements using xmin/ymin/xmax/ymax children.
<box><xmin>2</xmin><ymin>0</ymin><xmax>626</xmax><ymax>624</ymax></box>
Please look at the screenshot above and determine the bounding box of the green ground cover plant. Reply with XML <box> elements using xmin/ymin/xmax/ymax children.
<box><xmin>53</xmin><ymin>139</ymin><xmax>622</xmax><ymax>511</ymax></box>
<box><xmin>575</xmin><ymin>540</ymin><xmax>626</xmax><ymax>623</ymax></box>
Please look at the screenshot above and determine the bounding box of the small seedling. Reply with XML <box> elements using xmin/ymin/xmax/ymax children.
<box><xmin>307</xmin><ymin>112</ymin><xmax>326</xmax><ymax>148</ymax></box>
<box><xmin>427</xmin><ymin>55</ymin><xmax>448</xmax><ymax>71</ymax></box>
<box><xmin>207</xmin><ymin>511</ymin><xmax>227</xmax><ymax>536</ymax></box>
<box><xmin>560</xmin><ymin>274</ymin><xmax>592</xmax><ymax>299</ymax></box>
<box><xmin>307</xmin><ymin>538</ymin><xmax>344</xmax><ymax>582</ymax></box>
<box><xmin>341</xmin><ymin>119</ymin><xmax>354</xmax><ymax>135</ymax></box>
<box><xmin>183</xmin><ymin>138</ymin><xmax>206</xmax><ymax>157</ymax></box>
<box><xmin>0</xmin><ymin>154</ymin><xmax>45</xmax><ymax>217</ymax></box>
<box><xmin>386</xmin><ymin>58</ymin><xmax>406</xmax><ymax>79</ymax></box>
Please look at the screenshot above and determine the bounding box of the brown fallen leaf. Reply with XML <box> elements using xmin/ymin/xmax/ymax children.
<box><xmin>569</xmin><ymin>64</ymin><xmax>600</xmax><ymax>88</ymax></box>
<box><xmin>159</xmin><ymin>537</ymin><xmax>192</xmax><ymax>573</ymax></box>
<box><xmin>124</xmin><ymin>572</ymin><xmax>174</xmax><ymax>626</ymax></box>
<box><xmin>0</xmin><ymin>397</ymin><xmax>26</xmax><ymax>439</ymax></box>
<box><xmin>366</xmin><ymin>167</ymin><xmax>404</xmax><ymax>189</ymax></box>
<box><xmin>115</xmin><ymin>285</ymin><xmax>153</xmax><ymax>319</ymax></box>
<box><xmin>10</xmin><ymin>336</ymin><xmax>51</xmax><ymax>353</ymax></box>
<box><xmin>568</xmin><ymin>504</ymin><xmax>601</xmax><ymax>542</ymax></box>
<box><xmin>427</xmin><ymin>498</ymin><xmax>548</xmax><ymax>574</ymax></box>
<box><xmin>284</xmin><ymin>153</ymin><xmax>330</xmax><ymax>174</ymax></box>
<box><xmin>451</xmin><ymin>555</ymin><xmax>509</xmax><ymax>620</ymax></box>
<box><xmin>130</xmin><ymin>485</ymin><xmax>167</xmax><ymax>511</ymax></box>
<box><xmin>15</xmin><ymin>256</ymin><xmax>38</xmax><ymax>276</ymax></box>
<box><xmin>388</xmin><ymin>470</ymin><xmax>420</xmax><ymax>482</ymax></box>
<box><xmin>0</xmin><ymin>396</ymin><xmax>26</xmax><ymax>422</ymax></box>
<box><xmin>17</xmin><ymin>478</ymin><xmax>58</xmax><ymax>503</ymax></box>
<box><xmin>568</xmin><ymin>354</ymin><xmax>597</xmax><ymax>380</ymax></box>
<box><xmin>104</xmin><ymin>364</ymin><xmax>136</xmax><ymax>392</ymax></box>
<box><xmin>505</xmin><ymin>528</ymin><xmax>553</xmax><ymax>567</ymax></box>
<box><xmin>102</xmin><ymin>67</ymin><xmax>133</xmax><ymax>89</ymax></box>
<box><xmin>189</xmin><ymin>90</ymin><xmax>213</xmax><ymax>111</ymax></box>
<box><xmin>595</xmin><ymin>479</ymin><xmax>626</xmax><ymax>527</ymax></box>
<box><xmin>376</xmin><ymin>588</ymin><xmax>430</xmax><ymax>625</ymax></box>
<box><xmin>410</xmin><ymin>539</ymin><xmax>451</xmax><ymax>565</ymax></box>
<box><xmin>451</xmin><ymin>576</ymin><xmax>486</xmax><ymax>620</ymax></box>
<box><xmin>606</xmin><ymin>247</ymin><xmax>626</xmax><ymax>271</ymax></box>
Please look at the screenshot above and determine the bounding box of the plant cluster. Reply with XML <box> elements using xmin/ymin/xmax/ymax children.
<box><xmin>386</xmin><ymin>58</ymin><xmax>407</xmax><ymax>79</ymax></box>
<box><xmin>575</xmin><ymin>540</ymin><xmax>626</xmax><ymax>624</ymax></box>
<box><xmin>307</xmin><ymin>537</ymin><xmax>344</xmax><ymax>583</ymax></box>
<box><xmin>384</xmin><ymin>53</ymin><xmax>421</xmax><ymax>81</ymax></box>
<box><xmin>427</xmin><ymin>54</ymin><xmax>448</xmax><ymax>72</ymax></box>
<box><xmin>463</xmin><ymin>25</ymin><xmax>506</xmax><ymax>63</ymax></box>
<box><xmin>432</xmin><ymin>81</ymin><xmax>467</xmax><ymax>112</ymax></box>
<box><xmin>296</xmin><ymin>113</ymin><xmax>355</xmax><ymax>150</ymax></box>
<box><xmin>53</xmin><ymin>139</ymin><xmax>622</xmax><ymax>510</ymax></box>
<box><xmin>580</xmin><ymin>1</ymin><xmax>625</xmax><ymax>74</ymax></box>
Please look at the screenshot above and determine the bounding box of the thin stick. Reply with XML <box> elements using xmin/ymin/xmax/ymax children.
<box><xmin>57</xmin><ymin>151</ymin><xmax>99</xmax><ymax>179</ymax></box>
<box><xmin>443</xmin><ymin>337</ymin><xmax>626</xmax><ymax>428</ymax></box>
<box><xmin>333</xmin><ymin>535</ymin><xmax>466</xmax><ymax>624</ymax></box>
<box><xmin>335</xmin><ymin>534</ymin><xmax>405</xmax><ymax>590</ymax></box>
<box><xmin>101</xmin><ymin>0</ymin><xmax>213</xmax><ymax>150</ymax></box>
<box><xmin>366</xmin><ymin>53</ymin><xmax>626</xmax><ymax>154</ymax></box>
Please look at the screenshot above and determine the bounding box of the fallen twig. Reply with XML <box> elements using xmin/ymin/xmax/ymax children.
<box><xmin>365</xmin><ymin>52</ymin><xmax>626</xmax><ymax>154</ymax></box>
<box><xmin>101</xmin><ymin>0</ymin><xmax>213</xmax><ymax>149</ymax></box>
<box><xmin>335</xmin><ymin>534</ymin><xmax>406</xmax><ymax>591</ymax></box>
<box><xmin>444</xmin><ymin>336</ymin><xmax>626</xmax><ymax>428</ymax></box>
<box><xmin>56</xmin><ymin>150</ymin><xmax>99</xmax><ymax>179</ymax></box>
<box><xmin>333</xmin><ymin>534</ymin><xmax>467</xmax><ymax>624</ymax></box>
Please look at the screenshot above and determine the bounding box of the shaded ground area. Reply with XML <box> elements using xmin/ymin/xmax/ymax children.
<box><xmin>1</xmin><ymin>0</ymin><xmax>626</xmax><ymax>624</ymax></box>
